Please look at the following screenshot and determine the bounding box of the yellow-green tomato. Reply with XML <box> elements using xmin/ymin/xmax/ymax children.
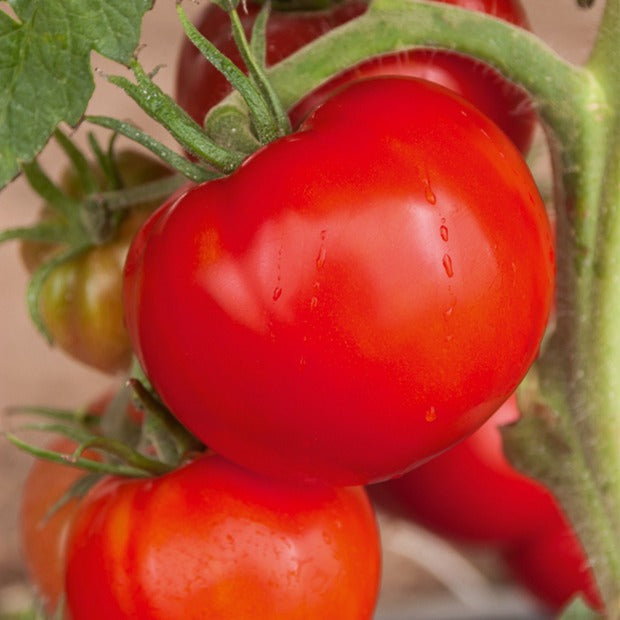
<box><xmin>21</xmin><ymin>151</ymin><xmax>172</xmax><ymax>374</ymax></box>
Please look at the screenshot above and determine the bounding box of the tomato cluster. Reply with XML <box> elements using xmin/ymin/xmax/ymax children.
<box><xmin>17</xmin><ymin>0</ymin><xmax>594</xmax><ymax>617</ymax></box>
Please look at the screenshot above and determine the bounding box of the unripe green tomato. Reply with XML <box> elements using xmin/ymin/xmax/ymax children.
<box><xmin>21</xmin><ymin>151</ymin><xmax>172</xmax><ymax>374</ymax></box>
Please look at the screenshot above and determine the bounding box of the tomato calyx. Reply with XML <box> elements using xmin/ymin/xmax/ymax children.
<box><xmin>0</xmin><ymin>132</ymin><xmax>179</xmax><ymax>344</ymax></box>
<box><xmin>93</xmin><ymin>3</ymin><xmax>291</xmax><ymax>177</ymax></box>
<box><xmin>5</xmin><ymin>367</ymin><xmax>204</xmax><ymax>485</ymax></box>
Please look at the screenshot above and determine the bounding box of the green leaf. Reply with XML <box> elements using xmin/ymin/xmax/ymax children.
<box><xmin>0</xmin><ymin>0</ymin><xmax>154</xmax><ymax>188</ymax></box>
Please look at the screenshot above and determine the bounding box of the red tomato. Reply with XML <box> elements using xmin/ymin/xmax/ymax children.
<box><xmin>502</xmin><ymin>523</ymin><xmax>602</xmax><ymax>613</ymax></box>
<box><xmin>369</xmin><ymin>396</ymin><xmax>563</xmax><ymax>545</ymax></box>
<box><xmin>20</xmin><ymin>438</ymin><xmax>100</xmax><ymax>615</ymax></box>
<box><xmin>125</xmin><ymin>77</ymin><xmax>554</xmax><ymax>485</ymax></box>
<box><xmin>19</xmin><ymin>393</ymin><xmax>140</xmax><ymax>613</ymax></box>
<box><xmin>64</xmin><ymin>454</ymin><xmax>381</xmax><ymax>620</ymax></box>
<box><xmin>176</xmin><ymin>0</ymin><xmax>535</xmax><ymax>152</ymax></box>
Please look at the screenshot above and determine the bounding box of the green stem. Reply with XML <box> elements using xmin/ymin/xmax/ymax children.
<box><xmin>229</xmin><ymin>6</ymin><xmax>291</xmax><ymax>135</ymax></box>
<box><xmin>207</xmin><ymin>0</ymin><xmax>589</xmax><ymax>142</ymax></box>
<box><xmin>4</xmin><ymin>433</ymin><xmax>157</xmax><ymax>478</ymax></box>
<box><xmin>84</xmin><ymin>173</ymin><xmax>188</xmax><ymax>213</ymax></box>
<box><xmin>176</xmin><ymin>4</ymin><xmax>282</xmax><ymax>145</ymax></box>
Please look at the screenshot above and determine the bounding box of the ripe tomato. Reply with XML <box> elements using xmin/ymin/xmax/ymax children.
<box><xmin>21</xmin><ymin>150</ymin><xmax>172</xmax><ymax>374</ymax></box>
<box><xmin>176</xmin><ymin>0</ymin><xmax>535</xmax><ymax>152</ymax></box>
<box><xmin>19</xmin><ymin>392</ymin><xmax>141</xmax><ymax>613</ymax></box>
<box><xmin>125</xmin><ymin>77</ymin><xmax>554</xmax><ymax>485</ymax></box>
<box><xmin>64</xmin><ymin>454</ymin><xmax>381</xmax><ymax>620</ymax></box>
<box><xmin>20</xmin><ymin>438</ymin><xmax>100</xmax><ymax>615</ymax></box>
<box><xmin>369</xmin><ymin>396</ymin><xmax>562</xmax><ymax>545</ymax></box>
<box><xmin>502</xmin><ymin>523</ymin><xmax>602</xmax><ymax>613</ymax></box>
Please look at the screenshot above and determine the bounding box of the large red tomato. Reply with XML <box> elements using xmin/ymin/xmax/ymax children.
<box><xmin>64</xmin><ymin>454</ymin><xmax>381</xmax><ymax>620</ymax></box>
<box><xmin>124</xmin><ymin>77</ymin><xmax>554</xmax><ymax>485</ymax></box>
<box><xmin>176</xmin><ymin>0</ymin><xmax>535</xmax><ymax>152</ymax></box>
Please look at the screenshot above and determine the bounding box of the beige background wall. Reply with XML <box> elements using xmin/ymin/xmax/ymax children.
<box><xmin>0</xmin><ymin>0</ymin><xmax>606</xmax><ymax>615</ymax></box>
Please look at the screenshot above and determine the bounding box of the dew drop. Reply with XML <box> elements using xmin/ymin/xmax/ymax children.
<box><xmin>442</xmin><ymin>254</ymin><xmax>454</xmax><ymax>278</ymax></box>
<box><xmin>440</xmin><ymin>225</ymin><xmax>449</xmax><ymax>242</ymax></box>
<box><xmin>444</xmin><ymin>305</ymin><xmax>454</xmax><ymax>319</ymax></box>
<box><xmin>310</xmin><ymin>296</ymin><xmax>319</xmax><ymax>310</ymax></box>
<box><xmin>316</xmin><ymin>246</ymin><xmax>327</xmax><ymax>269</ymax></box>
<box><xmin>425</xmin><ymin>406</ymin><xmax>437</xmax><ymax>422</ymax></box>
<box><xmin>424</xmin><ymin>184</ymin><xmax>437</xmax><ymax>205</ymax></box>
<box><xmin>272</xmin><ymin>286</ymin><xmax>282</xmax><ymax>301</ymax></box>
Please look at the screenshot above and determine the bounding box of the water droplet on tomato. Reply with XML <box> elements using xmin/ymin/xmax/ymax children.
<box><xmin>316</xmin><ymin>246</ymin><xmax>327</xmax><ymax>269</ymax></box>
<box><xmin>425</xmin><ymin>406</ymin><xmax>437</xmax><ymax>422</ymax></box>
<box><xmin>440</xmin><ymin>225</ymin><xmax>449</xmax><ymax>241</ymax></box>
<box><xmin>310</xmin><ymin>296</ymin><xmax>319</xmax><ymax>310</ymax></box>
<box><xmin>444</xmin><ymin>305</ymin><xmax>454</xmax><ymax>319</ymax></box>
<box><xmin>272</xmin><ymin>286</ymin><xmax>282</xmax><ymax>301</ymax></box>
<box><xmin>425</xmin><ymin>184</ymin><xmax>436</xmax><ymax>205</ymax></box>
<box><xmin>442</xmin><ymin>254</ymin><xmax>454</xmax><ymax>278</ymax></box>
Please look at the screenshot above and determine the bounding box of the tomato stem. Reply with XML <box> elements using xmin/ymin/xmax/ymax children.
<box><xmin>228</xmin><ymin>4</ymin><xmax>292</xmax><ymax>136</ymax></box>
<box><xmin>106</xmin><ymin>61</ymin><xmax>246</xmax><ymax>173</ymax></box>
<box><xmin>176</xmin><ymin>4</ymin><xmax>284</xmax><ymax>146</ymax></box>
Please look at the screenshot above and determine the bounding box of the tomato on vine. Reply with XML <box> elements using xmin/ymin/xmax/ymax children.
<box><xmin>20</xmin><ymin>437</ymin><xmax>98</xmax><ymax>615</ymax></box>
<box><xmin>18</xmin><ymin>149</ymin><xmax>173</xmax><ymax>374</ymax></box>
<box><xmin>176</xmin><ymin>0</ymin><xmax>536</xmax><ymax>153</ymax></box>
<box><xmin>125</xmin><ymin>77</ymin><xmax>554</xmax><ymax>485</ymax></box>
<box><xmin>64</xmin><ymin>454</ymin><xmax>381</xmax><ymax>620</ymax></box>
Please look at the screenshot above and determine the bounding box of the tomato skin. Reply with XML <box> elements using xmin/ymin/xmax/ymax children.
<box><xmin>125</xmin><ymin>77</ymin><xmax>554</xmax><ymax>485</ymax></box>
<box><xmin>502</xmin><ymin>523</ymin><xmax>602</xmax><ymax>613</ymax></box>
<box><xmin>21</xmin><ymin>151</ymin><xmax>171</xmax><ymax>374</ymax></box>
<box><xmin>290</xmin><ymin>48</ymin><xmax>536</xmax><ymax>154</ymax></box>
<box><xmin>176</xmin><ymin>0</ymin><xmax>535</xmax><ymax>153</ymax></box>
<box><xmin>64</xmin><ymin>454</ymin><xmax>381</xmax><ymax>620</ymax></box>
<box><xmin>19</xmin><ymin>438</ymin><xmax>91</xmax><ymax>614</ymax></box>
<box><xmin>369</xmin><ymin>396</ymin><xmax>563</xmax><ymax>545</ymax></box>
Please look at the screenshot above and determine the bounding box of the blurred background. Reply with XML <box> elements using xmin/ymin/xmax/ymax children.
<box><xmin>0</xmin><ymin>0</ymin><xmax>606</xmax><ymax>617</ymax></box>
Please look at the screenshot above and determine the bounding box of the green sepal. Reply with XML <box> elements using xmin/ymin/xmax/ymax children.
<box><xmin>53</xmin><ymin>129</ymin><xmax>99</xmax><ymax>195</ymax></box>
<box><xmin>176</xmin><ymin>4</ymin><xmax>281</xmax><ymax>145</ymax></box>
<box><xmin>41</xmin><ymin>472</ymin><xmax>103</xmax><ymax>524</ymax></box>
<box><xmin>85</xmin><ymin>115</ymin><xmax>217</xmax><ymax>183</ymax></box>
<box><xmin>229</xmin><ymin>5</ymin><xmax>291</xmax><ymax>136</ymax></box>
<box><xmin>106</xmin><ymin>60</ymin><xmax>245</xmax><ymax>173</ymax></box>
<box><xmin>4</xmin><ymin>433</ymin><xmax>157</xmax><ymax>478</ymax></box>
<box><xmin>129</xmin><ymin>377</ymin><xmax>205</xmax><ymax>465</ymax></box>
